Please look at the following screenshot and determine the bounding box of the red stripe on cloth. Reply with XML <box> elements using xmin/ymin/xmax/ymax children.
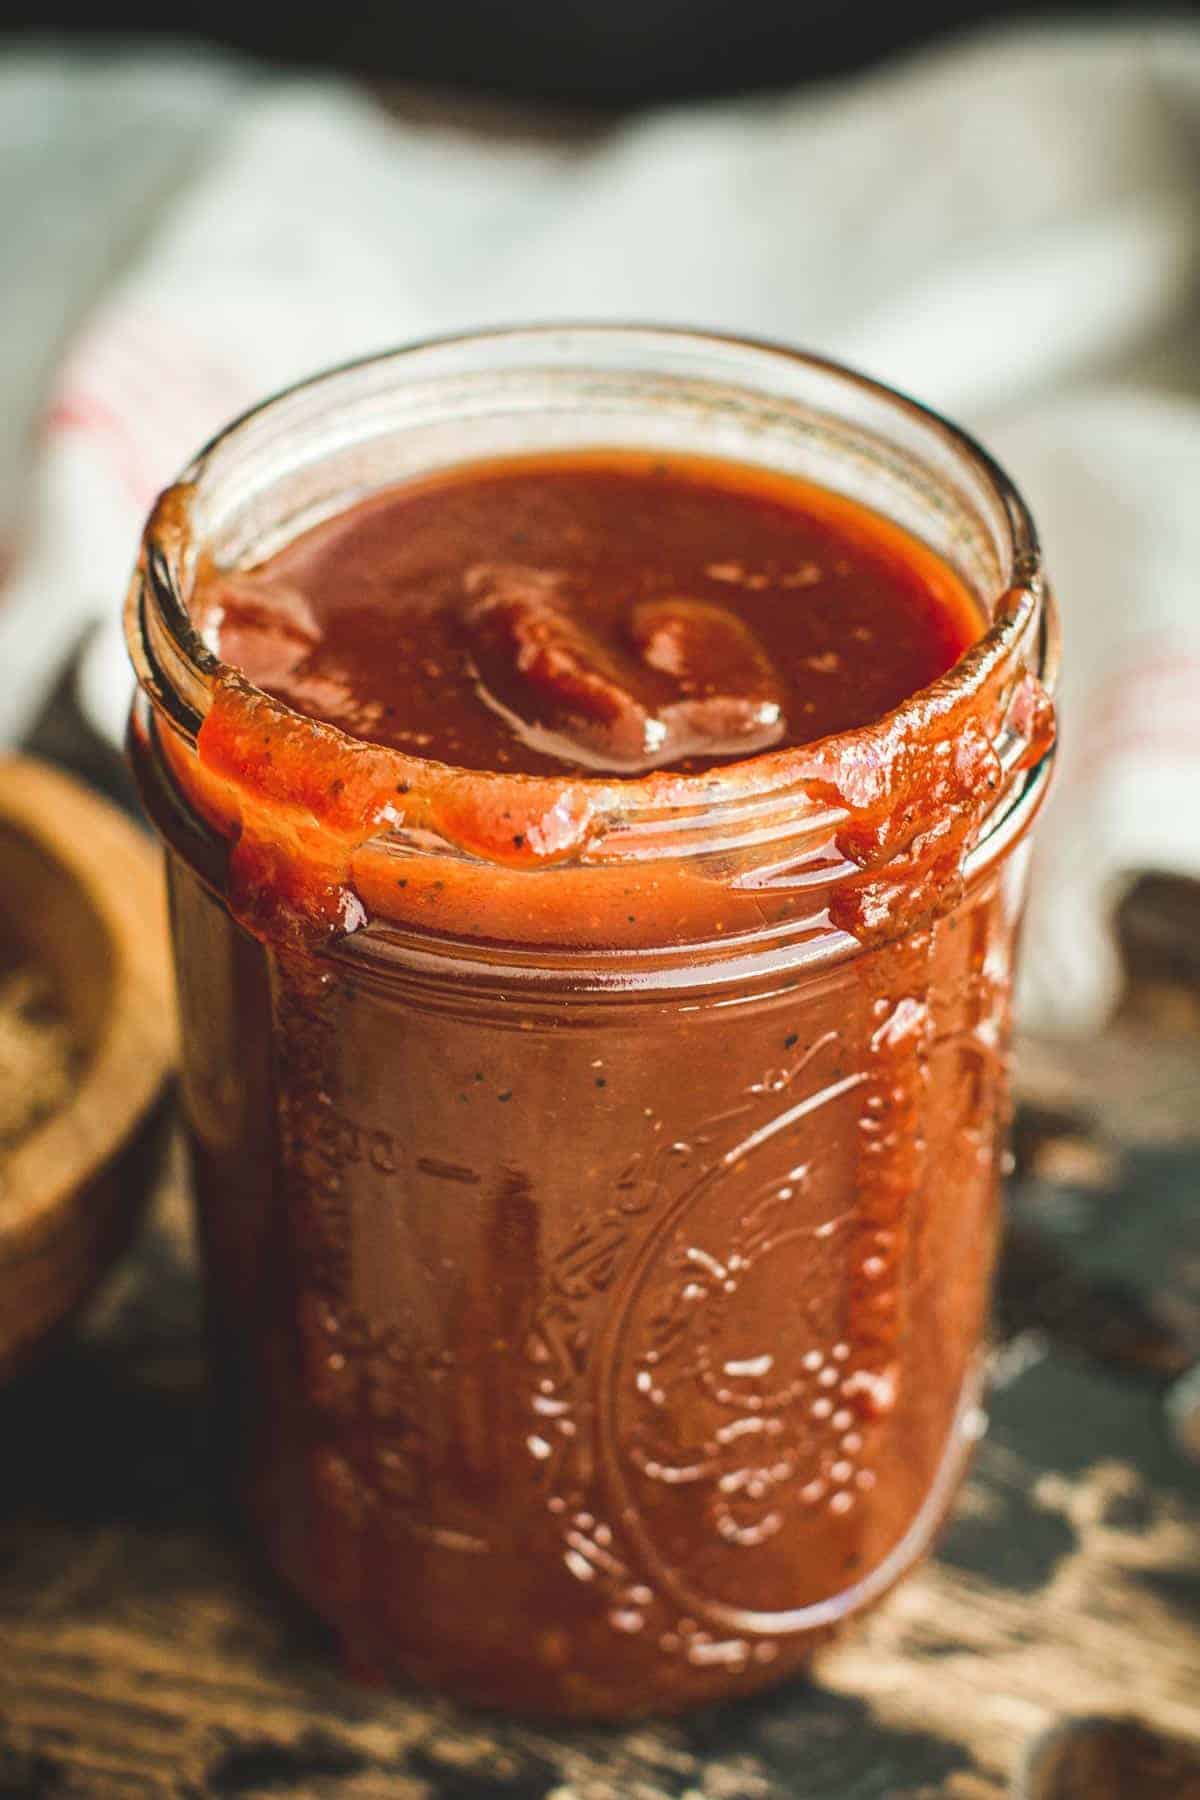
<box><xmin>43</xmin><ymin>392</ymin><xmax>159</xmax><ymax>510</ymax></box>
<box><xmin>1054</xmin><ymin>641</ymin><xmax>1200</xmax><ymax>795</ymax></box>
<box><xmin>43</xmin><ymin>304</ymin><xmax>256</xmax><ymax>513</ymax></box>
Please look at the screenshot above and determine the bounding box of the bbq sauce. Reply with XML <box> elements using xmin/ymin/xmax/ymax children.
<box><xmin>137</xmin><ymin>446</ymin><xmax>1053</xmax><ymax>1717</ymax></box>
<box><xmin>197</xmin><ymin>452</ymin><xmax>980</xmax><ymax>778</ymax></box>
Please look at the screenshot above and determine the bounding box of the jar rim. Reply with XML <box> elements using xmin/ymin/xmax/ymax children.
<box><xmin>126</xmin><ymin>325</ymin><xmax>1058</xmax><ymax>924</ymax></box>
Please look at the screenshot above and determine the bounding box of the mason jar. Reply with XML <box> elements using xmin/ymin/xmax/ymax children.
<box><xmin>126</xmin><ymin>327</ymin><xmax>1057</xmax><ymax>1717</ymax></box>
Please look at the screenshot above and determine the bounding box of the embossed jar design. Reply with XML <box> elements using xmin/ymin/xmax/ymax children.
<box><xmin>126</xmin><ymin>328</ymin><xmax>1057</xmax><ymax>1717</ymax></box>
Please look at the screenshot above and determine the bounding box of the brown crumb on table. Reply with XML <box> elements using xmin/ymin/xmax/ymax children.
<box><xmin>0</xmin><ymin>956</ymin><xmax>82</xmax><ymax>1159</ymax></box>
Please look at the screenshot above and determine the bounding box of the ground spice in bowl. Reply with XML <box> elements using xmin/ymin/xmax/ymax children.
<box><xmin>0</xmin><ymin>951</ymin><xmax>83</xmax><ymax>1162</ymax></box>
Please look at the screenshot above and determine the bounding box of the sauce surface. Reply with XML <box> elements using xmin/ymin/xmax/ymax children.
<box><xmin>198</xmin><ymin>453</ymin><xmax>981</xmax><ymax>777</ymax></box>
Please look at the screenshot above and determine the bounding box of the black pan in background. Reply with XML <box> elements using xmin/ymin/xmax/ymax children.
<box><xmin>1</xmin><ymin>0</ymin><xmax>1176</xmax><ymax>105</ymax></box>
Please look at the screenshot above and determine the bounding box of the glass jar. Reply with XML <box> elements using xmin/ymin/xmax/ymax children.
<box><xmin>126</xmin><ymin>327</ymin><xmax>1057</xmax><ymax>1718</ymax></box>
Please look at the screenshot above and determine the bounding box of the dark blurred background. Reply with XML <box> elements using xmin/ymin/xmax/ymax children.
<box><xmin>2</xmin><ymin>0</ymin><xmax>1186</xmax><ymax>103</ymax></box>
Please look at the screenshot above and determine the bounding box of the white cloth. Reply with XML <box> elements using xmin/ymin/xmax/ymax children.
<box><xmin>2</xmin><ymin>24</ymin><xmax>1199</xmax><ymax>1035</ymax></box>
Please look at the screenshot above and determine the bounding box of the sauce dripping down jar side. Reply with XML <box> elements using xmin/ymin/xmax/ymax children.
<box><xmin>126</xmin><ymin>328</ymin><xmax>1057</xmax><ymax>1717</ymax></box>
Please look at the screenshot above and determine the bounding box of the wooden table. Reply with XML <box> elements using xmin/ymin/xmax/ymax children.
<box><xmin>1</xmin><ymin>823</ymin><xmax>1198</xmax><ymax>1799</ymax></box>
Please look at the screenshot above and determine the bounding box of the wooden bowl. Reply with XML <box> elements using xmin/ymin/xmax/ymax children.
<box><xmin>0</xmin><ymin>756</ymin><xmax>175</xmax><ymax>1382</ymax></box>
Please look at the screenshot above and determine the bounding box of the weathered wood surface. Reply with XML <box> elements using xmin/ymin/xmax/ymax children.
<box><xmin>0</xmin><ymin>996</ymin><xmax>1197</xmax><ymax>1798</ymax></box>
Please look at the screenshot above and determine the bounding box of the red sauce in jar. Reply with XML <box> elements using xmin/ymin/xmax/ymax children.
<box><xmin>198</xmin><ymin>451</ymin><xmax>980</xmax><ymax>776</ymax></box>
<box><xmin>134</xmin><ymin>444</ymin><xmax>1053</xmax><ymax>1717</ymax></box>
